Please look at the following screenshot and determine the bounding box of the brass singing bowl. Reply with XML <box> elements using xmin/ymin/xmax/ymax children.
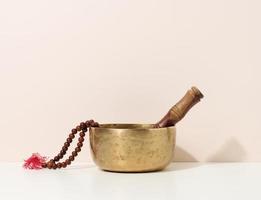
<box><xmin>89</xmin><ymin>124</ymin><xmax>176</xmax><ymax>172</ymax></box>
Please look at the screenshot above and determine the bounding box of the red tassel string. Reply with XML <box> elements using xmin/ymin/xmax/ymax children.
<box><xmin>23</xmin><ymin>153</ymin><xmax>47</xmax><ymax>170</ymax></box>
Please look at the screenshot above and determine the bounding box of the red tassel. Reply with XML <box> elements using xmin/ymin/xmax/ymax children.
<box><xmin>23</xmin><ymin>153</ymin><xmax>47</xmax><ymax>170</ymax></box>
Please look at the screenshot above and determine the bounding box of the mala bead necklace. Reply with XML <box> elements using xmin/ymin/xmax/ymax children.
<box><xmin>23</xmin><ymin>119</ymin><xmax>99</xmax><ymax>170</ymax></box>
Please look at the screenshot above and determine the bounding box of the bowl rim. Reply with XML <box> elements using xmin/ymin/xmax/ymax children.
<box><xmin>90</xmin><ymin>123</ymin><xmax>176</xmax><ymax>131</ymax></box>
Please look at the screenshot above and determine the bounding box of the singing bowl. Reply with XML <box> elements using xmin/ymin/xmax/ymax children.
<box><xmin>89</xmin><ymin>124</ymin><xmax>176</xmax><ymax>172</ymax></box>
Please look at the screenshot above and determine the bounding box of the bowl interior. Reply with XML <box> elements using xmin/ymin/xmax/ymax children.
<box><xmin>96</xmin><ymin>123</ymin><xmax>174</xmax><ymax>130</ymax></box>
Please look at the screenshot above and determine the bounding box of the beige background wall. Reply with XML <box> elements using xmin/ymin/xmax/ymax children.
<box><xmin>0</xmin><ymin>0</ymin><xmax>260</xmax><ymax>162</ymax></box>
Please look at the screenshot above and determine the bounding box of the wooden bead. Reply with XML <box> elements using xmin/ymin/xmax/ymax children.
<box><xmin>65</xmin><ymin>159</ymin><xmax>71</xmax><ymax>165</ymax></box>
<box><xmin>79</xmin><ymin>132</ymin><xmax>85</xmax><ymax>137</ymax></box>
<box><xmin>42</xmin><ymin>163</ymin><xmax>47</xmax><ymax>168</ymax></box>
<box><xmin>53</xmin><ymin>164</ymin><xmax>57</xmax><ymax>169</ymax></box>
<box><xmin>47</xmin><ymin>162</ymin><xmax>53</xmax><ymax>169</ymax></box>
<box><xmin>54</xmin><ymin>156</ymin><xmax>59</xmax><ymax>162</ymax></box>
<box><xmin>60</xmin><ymin>149</ymin><xmax>66</xmax><ymax>155</ymax></box>
<box><xmin>90</xmin><ymin>120</ymin><xmax>95</xmax><ymax>126</ymax></box>
<box><xmin>72</xmin><ymin>151</ymin><xmax>78</xmax><ymax>157</ymax></box>
<box><xmin>64</xmin><ymin>142</ymin><xmax>70</xmax><ymax>147</ymax></box>
<box><xmin>76</xmin><ymin>126</ymin><xmax>81</xmax><ymax>131</ymax></box>
<box><xmin>67</xmin><ymin>138</ymin><xmax>72</xmax><ymax>143</ymax></box>
<box><xmin>77</xmin><ymin>142</ymin><xmax>83</xmax><ymax>148</ymax></box>
<box><xmin>78</xmin><ymin>137</ymin><xmax>84</xmax><ymax>143</ymax></box>
<box><xmin>69</xmin><ymin>133</ymin><xmax>75</xmax><ymax>139</ymax></box>
<box><xmin>62</xmin><ymin>162</ymin><xmax>67</xmax><ymax>168</ymax></box>
<box><xmin>58</xmin><ymin>152</ymin><xmax>64</xmax><ymax>159</ymax></box>
<box><xmin>75</xmin><ymin>147</ymin><xmax>81</xmax><ymax>152</ymax></box>
<box><xmin>69</xmin><ymin>156</ymin><xmax>74</xmax><ymax>161</ymax></box>
<box><xmin>80</xmin><ymin>122</ymin><xmax>87</xmax><ymax>129</ymax></box>
<box><xmin>85</xmin><ymin>121</ymin><xmax>90</xmax><ymax>127</ymax></box>
<box><xmin>62</xmin><ymin>146</ymin><xmax>68</xmax><ymax>152</ymax></box>
<box><xmin>71</xmin><ymin>128</ymin><xmax>77</xmax><ymax>134</ymax></box>
<box><xmin>57</xmin><ymin>163</ymin><xmax>62</xmax><ymax>168</ymax></box>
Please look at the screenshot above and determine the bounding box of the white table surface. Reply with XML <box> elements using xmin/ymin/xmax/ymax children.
<box><xmin>1</xmin><ymin>162</ymin><xmax>261</xmax><ymax>200</ymax></box>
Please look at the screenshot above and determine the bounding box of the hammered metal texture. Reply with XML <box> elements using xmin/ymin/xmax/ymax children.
<box><xmin>89</xmin><ymin>124</ymin><xmax>176</xmax><ymax>172</ymax></box>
